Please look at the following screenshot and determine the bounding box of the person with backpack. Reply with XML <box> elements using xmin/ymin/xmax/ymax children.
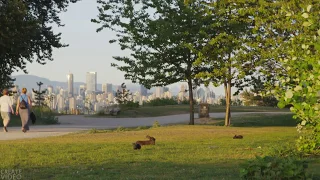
<box><xmin>15</xmin><ymin>88</ymin><xmax>32</xmax><ymax>133</ymax></box>
<box><xmin>0</xmin><ymin>89</ymin><xmax>14</xmax><ymax>132</ymax></box>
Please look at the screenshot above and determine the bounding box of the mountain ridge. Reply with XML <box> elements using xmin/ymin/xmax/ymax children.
<box><xmin>12</xmin><ymin>75</ymin><xmax>181</xmax><ymax>95</ymax></box>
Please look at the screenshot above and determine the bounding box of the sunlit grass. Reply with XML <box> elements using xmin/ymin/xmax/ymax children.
<box><xmin>1</xmin><ymin>123</ymin><xmax>319</xmax><ymax>179</ymax></box>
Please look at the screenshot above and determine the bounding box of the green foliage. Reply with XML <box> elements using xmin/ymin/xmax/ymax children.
<box><xmin>89</xmin><ymin>128</ymin><xmax>98</xmax><ymax>134</ymax></box>
<box><xmin>266</xmin><ymin>143</ymin><xmax>302</xmax><ymax>158</ymax></box>
<box><xmin>32</xmin><ymin>82</ymin><xmax>47</xmax><ymax>107</ymax></box>
<box><xmin>32</xmin><ymin>106</ymin><xmax>59</xmax><ymax>125</ymax></box>
<box><xmin>219</xmin><ymin>99</ymin><xmax>226</xmax><ymax>106</ymax></box>
<box><xmin>241</xmin><ymin>89</ymin><xmax>278</xmax><ymax>107</ymax></box>
<box><xmin>191</xmin><ymin>0</ymin><xmax>257</xmax><ymax>126</ymax></box>
<box><xmin>257</xmin><ymin>3</ymin><xmax>320</xmax><ymax>153</ymax></box>
<box><xmin>144</xmin><ymin>98</ymin><xmax>178</xmax><ymax>106</ymax></box>
<box><xmin>0</xmin><ymin>0</ymin><xmax>79</xmax><ymax>87</ymax></box>
<box><xmin>136</xmin><ymin>126</ymin><xmax>149</xmax><ymax>130</ymax></box>
<box><xmin>115</xmin><ymin>83</ymin><xmax>132</xmax><ymax>105</ymax></box>
<box><xmin>240</xmin><ymin>156</ymin><xmax>309</xmax><ymax>180</ymax></box>
<box><xmin>116</xmin><ymin>126</ymin><xmax>126</xmax><ymax>132</ymax></box>
<box><xmin>96</xmin><ymin>110</ymin><xmax>105</xmax><ymax>116</ymax></box>
<box><xmin>121</xmin><ymin>101</ymin><xmax>139</xmax><ymax>108</ymax></box>
<box><xmin>152</xmin><ymin>121</ymin><xmax>161</xmax><ymax>128</ymax></box>
<box><xmin>92</xmin><ymin>0</ymin><xmax>211</xmax><ymax>125</ymax></box>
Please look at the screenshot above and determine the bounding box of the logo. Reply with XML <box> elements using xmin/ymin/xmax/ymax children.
<box><xmin>0</xmin><ymin>169</ymin><xmax>22</xmax><ymax>180</ymax></box>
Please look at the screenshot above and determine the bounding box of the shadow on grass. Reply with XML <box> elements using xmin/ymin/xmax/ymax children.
<box><xmin>14</xmin><ymin>161</ymin><xmax>243</xmax><ymax>180</ymax></box>
<box><xmin>211</xmin><ymin>114</ymin><xmax>298</xmax><ymax>127</ymax></box>
<box><xmin>11</xmin><ymin>159</ymin><xmax>320</xmax><ymax>180</ymax></box>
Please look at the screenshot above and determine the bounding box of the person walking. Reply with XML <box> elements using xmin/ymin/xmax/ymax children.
<box><xmin>15</xmin><ymin>88</ymin><xmax>32</xmax><ymax>133</ymax></box>
<box><xmin>0</xmin><ymin>89</ymin><xmax>14</xmax><ymax>132</ymax></box>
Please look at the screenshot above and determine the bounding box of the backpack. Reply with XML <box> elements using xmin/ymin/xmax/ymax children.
<box><xmin>19</xmin><ymin>96</ymin><xmax>28</xmax><ymax>109</ymax></box>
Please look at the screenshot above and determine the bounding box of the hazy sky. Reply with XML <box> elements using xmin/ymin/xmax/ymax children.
<box><xmin>12</xmin><ymin>0</ymin><xmax>233</xmax><ymax>96</ymax></box>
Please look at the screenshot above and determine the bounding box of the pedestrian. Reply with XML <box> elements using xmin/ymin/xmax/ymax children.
<box><xmin>0</xmin><ymin>89</ymin><xmax>14</xmax><ymax>132</ymax></box>
<box><xmin>15</xmin><ymin>88</ymin><xmax>32</xmax><ymax>133</ymax></box>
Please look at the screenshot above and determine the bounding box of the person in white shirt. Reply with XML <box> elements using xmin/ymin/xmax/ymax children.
<box><xmin>0</xmin><ymin>89</ymin><xmax>14</xmax><ymax>132</ymax></box>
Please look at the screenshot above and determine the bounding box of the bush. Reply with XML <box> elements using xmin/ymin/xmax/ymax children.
<box><xmin>32</xmin><ymin>106</ymin><xmax>59</xmax><ymax>125</ymax></box>
<box><xmin>240</xmin><ymin>156</ymin><xmax>309</xmax><ymax>180</ymax></box>
<box><xmin>96</xmin><ymin>110</ymin><xmax>105</xmax><ymax>116</ymax></box>
<box><xmin>116</xmin><ymin>126</ymin><xmax>126</xmax><ymax>132</ymax></box>
<box><xmin>152</xmin><ymin>120</ymin><xmax>161</xmax><ymax>128</ymax></box>
<box><xmin>144</xmin><ymin>98</ymin><xmax>178</xmax><ymax>106</ymax></box>
<box><xmin>121</xmin><ymin>101</ymin><xmax>139</xmax><ymax>108</ymax></box>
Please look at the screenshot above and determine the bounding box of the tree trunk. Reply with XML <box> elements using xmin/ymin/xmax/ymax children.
<box><xmin>187</xmin><ymin>78</ymin><xmax>194</xmax><ymax>125</ymax></box>
<box><xmin>227</xmin><ymin>78</ymin><xmax>232</xmax><ymax>126</ymax></box>
<box><xmin>224</xmin><ymin>81</ymin><xmax>229</xmax><ymax>126</ymax></box>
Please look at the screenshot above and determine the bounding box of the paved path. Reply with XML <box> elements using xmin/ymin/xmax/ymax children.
<box><xmin>0</xmin><ymin>112</ymin><xmax>290</xmax><ymax>141</ymax></box>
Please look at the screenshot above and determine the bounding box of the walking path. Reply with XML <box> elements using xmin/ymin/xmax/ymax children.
<box><xmin>0</xmin><ymin>112</ymin><xmax>290</xmax><ymax>141</ymax></box>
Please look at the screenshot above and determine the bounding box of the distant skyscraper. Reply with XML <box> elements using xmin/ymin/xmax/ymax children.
<box><xmin>67</xmin><ymin>73</ymin><xmax>74</xmax><ymax>97</ymax></box>
<box><xmin>140</xmin><ymin>85</ymin><xmax>148</xmax><ymax>96</ymax></box>
<box><xmin>106</xmin><ymin>84</ymin><xmax>113</xmax><ymax>94</ymax></box>
<box><xmin>155</xmin><ymin>87</ymin><xmax>164</xmax><ymax>98</ymax></box>
<box><xmin>47</xmin><ymin>86</ymin><xmax>53</xmax><ymax>95</ymax></box>
<box><xmin>86</xmin><ymin>72</ymin><xmax>97</xmax><ymax>93</ymax></box>
<box><xmin>79</xmin><ymin>85</ymin><xmax>86</xmax><ymax>98</ymax></box>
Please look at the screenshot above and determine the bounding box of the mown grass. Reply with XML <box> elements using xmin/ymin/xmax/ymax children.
<box><xmin>204</xmin><ymin>114</ymin><xmax>298</xmax><ymax>127</ymax></box>
<box><xmin>1</xmin><ymin>114</ymin><xmax>319</xmax><ymax>180</ymax></box>
<box><xmin>88</xmin><ymin>105</ymin><xmax>289</xmax><ymax>118</ymax></box>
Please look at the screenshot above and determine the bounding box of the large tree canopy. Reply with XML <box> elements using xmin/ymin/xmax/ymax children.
<box><xmin>0</xmin><ymin>0</ymin><xmax>79</xmax><ymax>89</ymax></box>
<box><xmin>93</xmin><ymin>0</ymin><xmax>212</xmax><ymax>124</ymax></box>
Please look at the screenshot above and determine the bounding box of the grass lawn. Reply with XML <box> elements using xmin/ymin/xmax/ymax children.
<box><xmin>1</xmin><ymin>114</ymin><xmax>319</xmax><ymax>180</ymax></box>
<box><xmin>88</xmin><ymin>105</ymin><xmax>289</xmax><ymax>118</ymax></box>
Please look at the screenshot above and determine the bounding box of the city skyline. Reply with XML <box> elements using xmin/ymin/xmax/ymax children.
<box><xmin>9</xmin><ymin>0</ymin><xmax>232</xmax><ymax>96</ymax></box>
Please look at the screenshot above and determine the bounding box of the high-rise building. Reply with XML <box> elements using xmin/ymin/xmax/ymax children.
<box><xmin>47</xmin><ymin>86</ymin><xmax>53</xmax><ymax>95</ymax></box>
<box><xmin>69</xmin><ymin>97</ymin><xmax>76</xmax><ymax>114</ymax></box>
<box><xmin>67</xmin><ymin>73</ymin><xmax>74</xmax><ymax>97</ymax></box>
<box><xmin>106</xmin><ymin>83</ymin><xmax>113</xmax><ymax>94</ymax></box>
<box><xmin>86</xmin><ymin>72</ymin><xmax>97</xmax><ymax>93</ymax></box>
<box><xmin>155</xmin><ymin>87</ymin><xmax>164</xmax><ymax>98</ymax></box>
<box><xmin>102</xmin><ymin>83</ymin><xmax>112</xmax><ymax>94</ymax></box>
<box><xmin>79</xmin><ymin>85</ymin><xmax>86</xmax><ymax>98</ymax></box>
<box><xmin>140</xmin><ymin>85</ymin><xmax>148</xmax><ymax>96</ymax></box>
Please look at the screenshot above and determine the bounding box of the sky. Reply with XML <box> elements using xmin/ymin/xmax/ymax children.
<box><xmin>12</xmin><ymin>0</ymin><xmax>235</xmax><ymax>96</ymax></box>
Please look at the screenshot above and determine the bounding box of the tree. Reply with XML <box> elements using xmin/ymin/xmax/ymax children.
<box><xmin>32</xmin><ymin>82</ymin><xmax>47</xmax><ymax>107</ymax></box>
<box><xmin>115</xmin><ymin>83</ymin><xmax>132</xmax><ymax>105</ymax></box>
<box><xmin>0</xmin><ymin>0</ymin><xmax>79</xmax><ymax>88</ymax></box>
<box><xmin>192</xmin><ymin>1</ymin><xmax>256</xmax><ymax>126</ymax></box>
<box><xmin>253</xmin><ymin>1</ymin><xmax>320</xmax><ymax>153</ymax></box>
<box><xmin>93</xmin><ymin>0</ymin><xmax>211</xmax><ymax>124</ymax></box>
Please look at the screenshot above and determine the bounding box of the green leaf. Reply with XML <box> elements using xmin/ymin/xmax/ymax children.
<box><xmin>285</xmin><ymin>90</ymin><xmax>294</xmax><ymax>99</ymax></box>
<box><xmin>286</xmin><ymin>12</ymin><xmax>292</xmax><ymax>17</ymax></box>
<box><xmin>301</xmin><ymin>121</ymin><xmax>306</xmax><ymax>126</ymax></box>
<box><xmin>307</xmin><ymin>5</ymin><xmax>312</xmax><ymax>12</ymax></box>
<box><xmin>302</xmin><ymin>21</ymin><xmax>312</xmax><ymax>27</ymax></box>
<box><xmin>294</xmin><ymin>86</ymin><xmax>302</xmax><ymax>91</ymax></box>
<box><xmin>301</xmin><ymin>13</ymin><xmax>309</xmax><ymax>19</ymax></box>
<box><xmin>277</xmin><ymin>101</ymin><xmax>286</xmax><ymax>109</ymax></box>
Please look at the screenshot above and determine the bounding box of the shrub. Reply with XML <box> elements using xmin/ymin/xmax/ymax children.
<box><xmin>32</xmin><ymin>106</ymin><xmax>59</xmax><ymax>125</ymax></box>
<box><xmin>239</xmin><ymin>156</ymin><xmax>309</xmax><ymax>180</ymax></box>
<box><xmin>89</xmin><ymin>128</ymin><xmax>98</xmax><ymax>134</ymax></box>
<box><xmin>136</xmin><ymin>126</ymin><xmax>149</xmax><ymax>130</ymax></box>
<box><xmin>120</xmin><ymin>101</ymin><xmax>139</xmax><ymax>109</ymax></box>
<box><xmin>116</xmin><ymin>126</ymin><xmax>126</xmax><ymax>132</ymax></box>
<box><xmin>152</xmin><ymin>120</ymin><xmax>161</xmax><ymax>128</ymax></box>
<box><xmin>144</xmin><ymin>98</ymin><xmax>178</xmax><ymax>106</ymax></box>
<box><xmin>96</xmin><ymin>110</ymin><xmax>105</xmax><ymax>116</ymax></box>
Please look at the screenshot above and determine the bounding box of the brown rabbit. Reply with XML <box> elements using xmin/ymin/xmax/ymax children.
<box><xmin>135</xmin><ymin>135</ymin><xmax>156</xmax><ymax>145</ymax></box>
<box><xmin>233</xmin><ymin>135</ymin><xmax>243</xmax><ymax>139</ymax></box>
